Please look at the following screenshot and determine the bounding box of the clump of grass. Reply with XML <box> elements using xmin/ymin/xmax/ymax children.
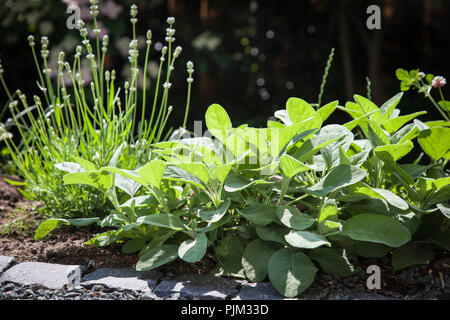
<box><xmin>0</xmin><ymin>1</ymin><xmax>194</xmax><ymax>218</ymax></box>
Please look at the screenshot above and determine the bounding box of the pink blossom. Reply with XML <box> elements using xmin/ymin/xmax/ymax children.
<box><xmin>432</xmin><ymin>76</ymin><xmax>446</xmax><ymax>88</ymax></box>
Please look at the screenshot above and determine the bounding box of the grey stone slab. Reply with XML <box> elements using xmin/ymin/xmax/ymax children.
<box><xmin>232</xmin><ymin>282</ymin><xmax>285</xmax><ymax>300</ymax></box>
<box><xmin>154</xmin><ymin>274</ymin><xmax>240</xmax><ymax>300</ymax></box>
<box><xmin>81</xmin><ymin>268</ymin><xmax>162</xmax><ymax>293</ymax></box>
<box><xmin>0</xmin><ymin>256</ymin><xmax>16</xmax><ymax>275</ymax></box>
<box><xmin>0</xmin><ymin>262</ymin><xmax>81</xmax><ymax>289</ymax></box>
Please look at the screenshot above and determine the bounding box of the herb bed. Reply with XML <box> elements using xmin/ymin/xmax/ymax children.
<box><xmin>0</xmin><ymin>2</ymin><xmax>449</xmax><ymax>300</ymax></box>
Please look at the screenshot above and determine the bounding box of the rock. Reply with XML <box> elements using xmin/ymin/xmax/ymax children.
<box><xmin>232</xmin><ymin>282</ymin><xmax>284</xmax><ymax>300</ymax></box>
<box><xmin>81</xmin><ymin>268</ymin><xmax>162</xmax><ymax>293</ymax></box>
<box><xmin>0</xmin><ymin>256</ymin><xmax>16</xmax><ymax>275</ymax></box>
<box><xmin>154</xmin><ymin>274</ymin><xmax>240</xmax><ymax>300</ymax></box>
<box><xmin>0</xmin><ymin>262</ymin><xmax>81</xmax><ymax>290</ymax></box>
<box><xmin>92</xmin><ymin>284</ymin><xmax>104</xmax><ymax>291</ymax></box>
<box><xmin>2</xmin><ymin>283</ymin><xmax>15</xmax><ymax>292</ymax></box>
<box><xmin>346</xmin><ymin>292</ymin><xmax>398</xmax><ymax>300</ymax></box>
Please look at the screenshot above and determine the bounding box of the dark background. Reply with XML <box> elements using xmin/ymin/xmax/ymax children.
<box><xmin>1</xmin><ymin>0</ymin><xmax>449</xmax><ymax>129</ymax></box>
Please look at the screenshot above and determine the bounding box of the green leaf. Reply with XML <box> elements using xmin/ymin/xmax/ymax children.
<box><xmin>309</xmin><ymin>248</ymin><xmax>358</xmax><ymax>277</ymax></box>
<box><xmin>84</xmin><ymin>230</ymin><xmax>119</xmax><ymax>247</ymax></box>
<box><xmin>121</xmin><ymin>196</ymin><xmax>157</xmax><ymax>208</ymax></box>
<box><xmin>3</xmin><ymin>178</ymin><xmax>26</xmax><ymax>186</ymax></box>
<box><xmin>276</xmin><ymin>206</ymin><xmax>315</xmax><ymax>230</ymax></box>
<box><xmin>418</xmin><ymin>126</ymin><xmax>450</xmax><ymax>160</ymax></box>
<box><xmin>293</xmin><ymin>131</ymin><xmax>345</xmax><ymax>162</ymax></box>
<box><xmin>205</xmin><ymin>104</ymin><xmax>232</xmax><ymax>141</ymax></box>
<box><xmin>137</xmin><ymin>214</ymin><xmax>185</xmax><ymax>231</ymax></box>
<box><xmin>380</xmin><ymin>92</ymin><xmax>403</xmax><ymax>120</ymax></box>
<box><xmin>224</xmin><ymin>174</ymin><xmax>254</xmax><ymax>192</ymax></box>
<box><xmin>274</xmin><ymin>109</ymin><xmax>292</xmax><ymax>126</ymax></box>
<box><xmin>72</xmin><ymin>156</ymin><xmax>98</xmax><ymax>171</ymax></box>
<box><xmin>55</xmin><ymin>162</ymin><xmax>84</xmax><ymax>173</ymax></box>
<box><xmin>279</xmin><ymin>155</ymin><xmax>311</xmax><ymax>178</ymax></box>
<box><xmin>285</xmin><ymin>230</ymin><xmax>331</xmax><ymax>249</ymax></box>
<box><xmin>163</xmin><ymin>165</ymin><xmax>206</xmax><ymax>190</ymax></box>
<box><xmin>171</xmin><ymin>162</ymin><xmax>210</xmax><ymax>185</ymax></box>
<box><xmin>255</xmin><ymin>224</ymin><xmax>289</xmax><ymax>245</ymax></box>
<box><xmin>391</xmin><ymin>242</ymin><xmax>435</xmax><ymax>270</ymax></box>
<box><xmin>317</xmin><ymin>101</ymin><xmax>338</xmax><ymax>122</ymax></box>
<box><xmin>242</xmin><ymin>239</ymin><xmax>277</xmax><ymax>282</ymax></box>
<box><xmin>339</xmin><ymin>146</ymin><xmax>350</xmax><ymax>165</ymax></box>
<box><xmin>354</xmin><ymin>95</ymin><xmax>384</xmax><ymax>124</ymax></box>
<box><xmin>63</xmin><ymin>170</ymin><xmax>113</xmax><ymax>191</ymax></box>
<box><xmin>138</xmin><ymin>160</ymin><xmax>166</xmax><ymax>188</ymax></box>
<box><xmin>367</xmin><ymin>120</ymin><xmax>390</xmax><ymax>146</ymax></box>
<box><xmin>212</xmin><ymin>235</ymin><xmax>245</xmax><ymax>277</ymax></box>
<box><xmin>382</xmin><ymin>112</ymin><xmax>427</xmax><ymax>134</ymax></box>
<box><xmin>305</xmin><ymin>165</ymin><xmax>367</xmax><ymax>197</ymax></box>
<box><xmin>102</xmin><ymin>167</ymin><xmax>147</xmax><ymax>187</ymax></box>
<box><xmin>438</xmin><ymin>100</ymin><xmax>450</xmax><ymax>112</ymax></box>
<box><xmin>437</xmin><ymin>203</ymin><xmax>450</xmax><ymax>220</ymax></box>
<box><xmin>238</xmin><ymin>205</ymin><xmax>279</xmax><ymax>226</ymax></box>
<box><xmin>114</xmin><ymin>173</ymin><xmax>142</xmax><ymax>196</ymax></box>
<box><xmin>375</xmin><ymin>141</ymin><xmax>414</xmax><ymax>162</ymax></box>
<box><xmin>267</xmin><ymin>120</ymin><xmax>286</xmax><ymax>129</ymax></box>
<box><xmin>395</xmin><ymin>68</ymin><xmax>410</xmax><ymax>81</ymax></box>
<box><xmin>343</xmin><ymin>214</ymin><xmax>411</xmax><ymax>247</ymax></box>
<box><xmin>390</xmin><ymin>123</ymin><xmax>420</xmax><ymax>144</ymax></box>
<box><xmin>286</xmin><ymin>97</ymin><xmax>322</xmax><ymax>128</ymax></box>
<box><xmin>199</xmin><ymin>199</ymin><xmax>231</xmax><ymax>223</ymax></box>
<box><xmin>398</xmin><ymin>164</ymin><xmax>434</xmax><ymax>180</ymax></box>
<box><xmin>430</xmin><ymin>230</ymin><xmax>450</xmax><ymax>250</ymax></box>
<box><xmin>122</xmin><ymin>239</ymin><xmax>147</xmax><ymax>254</ymax></box>
<box><xmin>178</xmin><ymin>233</ymin><xmax>208</xmax><ymax>263</ymax></box>
<box><xmin>372</xmin><ymin>188</ymin><xmax>409</xmax><ymax>210</ymax></box>
<box><xmin>136</xmin><ymin>245</ymin><xmax>179</xmax><ymax>271</ymax></box>
<box><xmin>268</xmin><ymin>249</ymin><xmax>318</xmax><ymax>298</ymax></box>
<box><xmin>66</xmin><ymin>217</ymin><xmax>100</xmax><ymax>227</ymax></box>
<box><xmin>277</xmin><ymin>127</ymin><xmax>318</xmax><ymax>157</ymax></box>
<box><xmin>318</xmin><ymin>199</ymin><xmax>338</xmax><ymax>222</ymax></box>
<box><xmin>354</xmin><ymin>242</ymin><xmax>392</xmax><ymax>258</ymax></box>
<box><xmin>34</xmin><ymin>219</ymin><xmax>69</xmax><ymax>241</ymax></box>
<box><xmin>213</xmin><ymin>164</ymin><xmax>233</xmax><ymax>183</ymax></box>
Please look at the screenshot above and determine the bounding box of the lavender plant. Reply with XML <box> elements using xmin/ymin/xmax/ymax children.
<box><xmin>0</xmin><ymin>2</ymin><xmax>194</xmax><ymax>218</ymax></box>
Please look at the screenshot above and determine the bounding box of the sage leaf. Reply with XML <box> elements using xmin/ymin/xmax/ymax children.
<box><xmin>268</xmin><ymin>249</ymin><xmax>318</xmax><ymax>298</ymax></box>
<box><xmin>242</xmin><ymin>239</ymin><xmax>277</xmax><ymax>282</ymax></box>
<box><xmin>343</xmin><ymin>214</ymin><xmax>411</xmax><ymax>247</ymax></box>
<box><xmin>276</xmin><ymin>206</ymin><xmax>315</xmax><ymax>230</ymax></box>
<box><xmin>305</xmin><ymin>165</ymin><xmax>367</xmax><ymax>197</ymax></box>
<box><xmin>199</xmin><ymin>199</ymin><xmax>231</xmax><ymax>223</ymax></box>
<box><xmin>308</xmin><ymin>248</ymin><xmax>358</xmax><ymax>277</ymax></box>
<box><xmin>178</xmin><ymin>233</ymin><xmax>208</xmax><ymax>263</ymax></box>
<box><xmin>284</xmin><ymin>230</ymin><xmax>331</xmax><ymax>249</ymax></box>
<box><xmin>136</xmin><ymin>245</ymin><xmax>179</xmax><ymax>271</ymax></box>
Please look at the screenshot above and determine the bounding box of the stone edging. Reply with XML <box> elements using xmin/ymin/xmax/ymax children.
<box><xmin>0</xmin><ymin>255</ymin><xmax>396</xmax><ymax>300</ymax></box>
